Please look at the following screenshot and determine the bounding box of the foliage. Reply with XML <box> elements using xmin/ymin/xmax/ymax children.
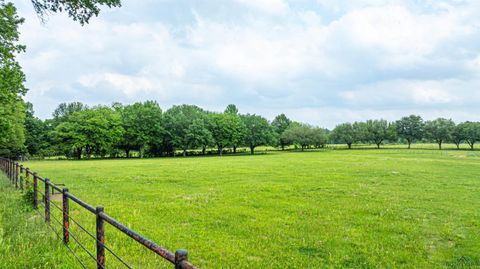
<box><xmin>281</xmin><ymin>123</ymin><xmax>321</xmax><ymax>151</ymax></box>
<box><xmin>0</xmin><ymin>1</ymin><xmax>26</xmax><ymax>157</ymax></box>
<box><xmin>209</xmin><ymin>112</ymin><xmax>246</xmax><ymax>155</ymax></box>
<box><xmin>241</xmin><ymin>114</ymin><xmax>275</xmax><ymax>154</ymax></box>
<box><xmin>31</xmin><ymin>0</ymin><xmax>121</xmax><ymax>25</ymax></box>
<box><xmin>456</xmin><ymin>121</ymin><xmax>480</xmax><ymax>150</ymax></box>
<box><xmin>364</xmin><ymin>119</ymin><xmax>395</xmax><ymax>148</ymax></box>
<box><xmin>271</xmin><ymin>114</ymin><xmax>291</xmax><ymax>150</ymax></box>
<box><xmin>330</xmin><ymin>123</ymin><xmax>357</xmax><ymax>149</ymax></box>
<box><xmin>395</xmin><ymin>115</ymin><xmax>425</xmax><ymax>148</ymax></box>
<box><xmin>425</xmin><ymin>118</ymin><xmax>455</xmax><ymax>150</ymax></box>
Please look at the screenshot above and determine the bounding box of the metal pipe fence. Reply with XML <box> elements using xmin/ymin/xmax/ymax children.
<box><xmin>0</xmin><ymin>157</ymin><xmax>198</xmax><ymax>269</ymax></box>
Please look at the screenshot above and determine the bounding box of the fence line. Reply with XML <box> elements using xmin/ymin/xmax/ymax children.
<box><xmin>0</xmin><ymin>157</ymin><xmax>199</xmax><ymax>269</ymax></box>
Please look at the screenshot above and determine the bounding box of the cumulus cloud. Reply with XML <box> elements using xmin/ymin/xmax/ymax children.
<box><xmin>14</xmin><ymin>0</ymin><xmax>480</xmax><ymax>127</ymax></box>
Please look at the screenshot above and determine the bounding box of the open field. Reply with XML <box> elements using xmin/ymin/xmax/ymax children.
<box><xmin>19</xmin><ymin>148</ymin><xmax>480</xmax><ymax>268</ymax></box>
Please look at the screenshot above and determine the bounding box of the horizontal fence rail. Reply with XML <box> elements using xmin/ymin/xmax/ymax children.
<box><xmin>0</xmin><ymin>157</ymin><xmax>199</xmax><ymax>269</ymax></box>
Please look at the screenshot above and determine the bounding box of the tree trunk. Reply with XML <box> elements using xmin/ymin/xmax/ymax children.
<box><xmin>218</xmin><ymin>146</ymin><xmax>223</xmax><ymax>156</ymax></box>
<box><xmin>183</xmin><ymin>148</ymin><xmax>187</xmax><ymax>157</ymax></box>
<box><xmin>250</xmin><ymin>146</ymin><xmax>255</xmax><ymax>155</ymax></box>
<box><xmin>140</xmin><ymin>146</ymin><xmax>144</xmax><ymax>158</ymax></box>
<box><xmin>408</xmin><ymin>140</ymin><xmax>411</xmax><ymax>149</ymax></box>
<box><xmin>76</xmin><ymin>147</ymin><xmax>82</xmax><ymax>160</ymax></box>
<box><xmin>202</xmin><ymin>146</ymin><xmax>206</xmax><ymax>155</ymax></box>
<box><xmin>438</xmin><ymin>141</ymin><xmax>442</xmax><ymax>150</ymax></box>
<box><xmin>455</xmin><ymin>143</ymin><xmax>460</xmax><ymax>150</ymax></box>
<box><xmin>470</xmin><ymin>142</ymin><xmax>474</xmax><ymax>150</ymax></box>
<box><xmin>281</xmin><ymin>143</ymin><xmax>285</xmax><ymax>151</ymax></box>
<box><xmin>301</xmin><ymin>145</ymin><xmax>305</xmax><ymax>151</ymax></box>
<box><xmin>377</xmin><ymin>143</ymin><xmax>380</xmax><ymax>149</ymax></box>
<box><xmin>233</xmin><ymin>146</ymin><xmax>237</xmax><ymax>154</ymax></box>
<box><xmin>347</xmin><ymin>143</ymin><xmax>352</xmax><ymax>149</ymax></box>
<box><xmin>125</xmin><ymin>149</ymin><xmax>130</xmax><ymax>158</ymax></box>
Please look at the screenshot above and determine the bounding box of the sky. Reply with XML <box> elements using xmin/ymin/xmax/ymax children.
<box><xmin>13</xmin><ymin>0</ymin><xmax>480</xmax><ymax>129</ymax></box>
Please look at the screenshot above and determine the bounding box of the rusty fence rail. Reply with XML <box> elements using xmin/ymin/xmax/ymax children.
<box><xmin>0</xmin><ymin>157</ymin><xmax>198</xmax><ymax>269</ymax></box>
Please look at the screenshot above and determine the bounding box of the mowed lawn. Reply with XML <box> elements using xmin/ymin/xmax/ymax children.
<box><xmin>23</xmin><ymin>149</ymin><xmax>480</xmax><ymax>268</ymax></box>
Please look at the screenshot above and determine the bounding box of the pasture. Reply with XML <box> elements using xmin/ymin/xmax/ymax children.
<box><xmin>20</xmin><ymin>148</ymin><xmax>480</xmax><ymax>268</ymax></box>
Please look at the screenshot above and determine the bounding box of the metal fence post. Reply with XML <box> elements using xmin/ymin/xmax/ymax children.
<box><xmin>62</xmin><ymin>188</ymin><xmax>69</xmax><ymax>244</ymax></box>
<box><xmin>175</xmin><ymin>249</ymin><xmax>189</xmax><ymax>269</ymax></box>
<box><xmin>15</xmin><ymin>163</ymin><xmax>19</xmax><ymax>188</ymax></box>
<box><xmin>96</xmin><ymin>206</ymin><xmax>105</xmax><ymax>269</ymax></box>
<box><xmin>33</xmin><ymin>172</ymin><xmax>38</xmax><ymax>209</ymax></box>
<box><xmin>19</xmin><ymin>165</ymin><xmax>24</xmax><ymax>190</ymax></box>
<box><xmin>45</xmin><ymin>178</ymin><xmax>50</xmax><ymax>222</ymax></box>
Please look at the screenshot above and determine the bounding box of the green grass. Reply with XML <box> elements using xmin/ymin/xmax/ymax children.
<box><xmin>15</xmin><ymin>147</ymin><xmax>480</xmax><ymax>268</ymax></box>
<box><xmin>0</xmin><ymin>175</ymin><xmax>78</xmax><ymax>268</ymax></box>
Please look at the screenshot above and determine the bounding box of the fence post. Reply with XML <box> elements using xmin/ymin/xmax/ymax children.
<box><xmin>15</xmin><ymin>163</ymin><xmax>19</xmax><ymax>188</ymax></box>
<box><xmin>175</xmin><ymin>249</ymin><xmax>189</xmax><ymax>269</ymax></box>
<box><xmin>62</xmin><ymin>188</ymin><xmax>69</xmax><ymax>244</ymax></box>
<box><xmin>33</xmin><ymin>172</ymin><xmax>38</xmax><ymax>209</ymax></box>
<box><xmin>45</xmin><ymin>178</ymin><xmax>50</xmax><ymax>223</ymax></box>
<box><xmin>19</xmin><ymin>165</ymin><xmax>24</xmax><ymax>190</ymax></box>
<box><xmin>96</xmin><ymin>206</ymin><xmax>105</xmax><ymax>269</ymax></box>
<box><xmin>25</xmin><ymin>168</ymin><xmax>30</xmax><ymax>188</ymax></box>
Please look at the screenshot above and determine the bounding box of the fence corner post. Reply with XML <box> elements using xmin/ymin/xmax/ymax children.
<box><xmin>19</xmin><ymin>165</ymin><xmax>24</xmax><ymax>190</ymax></box>
<box><xmin>45</xmin><ymin>178</ymin><xmax>50</xmax><ymax>222</ymax></box>
<box><xmin>33</xmin><ymin>172</ymin><xmax>38</xmax><ymax>209</ymax></box>
<box><xmin>175</xmin><ymin>249</ymin><xmax>189</xmax><ymax>269</ymax></box>
<box><xmin>96</xmin><ymin>206</ymin><xmax>105</xmax><ymax>269</ymax></box>
<box><xmin>62</xmin><ymin>188</ymin><xmax>70</xmax><ymax>244</ymax></box>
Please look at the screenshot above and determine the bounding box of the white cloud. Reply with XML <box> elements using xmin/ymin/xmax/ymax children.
<box><xmin>235</xmin><ymin>0</ymin><xmax>289</xmax><ymax>15</ymax></box>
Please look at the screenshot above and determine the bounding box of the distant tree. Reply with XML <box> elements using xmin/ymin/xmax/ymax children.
<box><xmin>118</xmin><ymin>101</ymin><xmax>163</xmax><ymax>158</ymax></box>
<box><xmin>52</xmin><ymin>102</ymin><xmax>87</xmax><ymax>125</ymax></box>
<box><xmin>457</xmin><ymin>122</ymin><xmax>480</xmax><ymax>150</ymax></box>
<box><xmin>425</xmin><ymin>118</ymin><xmax>455</xmax><ymax>150</ymax></box>
<box><xmin>330</xmin><ymin>123</ymin><xmax>357</xmax><ymax>149</ymax></box>
<box><xmin>164</xmin><ymin>105</ymin><xmax>210</xmax><ymax>157</ymax></box>
<box><xmin>365</xmin><ymin>119</ymin><xmax>391</xmax><ymax>149</ymax></box>
<box><xmin>451</xmin><ymin>124</ymin><xmax>464</xmax><ymax>150</ymax></box>
<box><xmin>224</xmin><ymin>104</ymin><xmax>239</xmax><ymax>115</ymax></box>
<box><xmin>24</xmin><ymin>103</ymin><xmax>50</xmax><ymax>156</ymax></box>
<box><xmin>271</xmin><ymin>114</ymin><xmax>291</xmax><ymax>150</ymax></box>
<box><xmin>209</xmin><ymin>113</ymin><xmax>246</xmax><ymax>156</ymax></box>
<box><xmin>241</xmin><ymin>114</ymin><xmax>275</xmax><ymax>155</ymax></box>
<box><xmin>281</xmin><ymin>123</ymin><xmax>315</xmax><ymax>151</ymax></box>
<box><xmin>31</xmin><ymin>0</ymin><xmax>121</xmax><ymax>25</ymax></box>
<box><xmin>311</xmin><ymin>128</ymin><xmax>328</xmax><ymax>148</ymax></box>
<box><xmin>396</xmin><ymin>115</ymin><xmax>424</xmax><ymax>149</ymax></box>
<box><xmin>55</xmin><ymin>107</ymin><xmax>123</xmax><ymax>159</ymax></box>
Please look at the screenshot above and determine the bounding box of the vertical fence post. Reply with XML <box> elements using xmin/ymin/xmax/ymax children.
<box><xmin>45</xmin><ymin>178</ymin><xmax>50</xmax><ymax>223</ymax></box>
<box><xmin>33</xmin><ymin>172</ymin><xmax>38</xmax><ymax>209</ymax></box>
<box><xmin>175</xmin><ymin>249</ymin><xmax>189</xmax><ymax>269</ymax></box>
<box><xmin>62</xmin><ymin>188</ymin><xmax>69</xmax><ymax>244</ymax></box>
<box><xmin>15</xmin><ymin>163</ymin><xmax>19</xmax><ymax>188</ymax></box>
<box><xmin>96</xmin><ymin>206</ymin><xmax>105</xmax><ymax>269</ymax></box>
<box><xmin>19</xmin><ymin>165</ymin><xmax>24</xmax><ymax>190</ymax></box>
<box><xmin>25</xmin><ymin>168</ymin><xmax>30</xmax><ymax>188</ymax></box>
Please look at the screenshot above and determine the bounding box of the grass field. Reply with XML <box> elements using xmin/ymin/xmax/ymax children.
<box><xmin>14</xmin><ymin>147</ymin><xmax>480</xmax><ymax>268</ymax></box>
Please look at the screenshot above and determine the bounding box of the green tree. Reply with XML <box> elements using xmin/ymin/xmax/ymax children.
<box><xmin>271</xmin><ymin>114</ymin><xmax>291</xmax><ymax>150</ymax></box>
<box><xmin>24</xmin><ymin>103</ymin><xmax>52</xmax><ymax>156</ymax></box>
<box><xmin>55</xmin><ymin>106</ymin><xmax>123</xmax><ymax>159</ymax></box>
<box><xmin>118</xmin><ymin>101</ymin><xmax>163</xmax><ymax>158</ymax></box>
<box><xmin>457</xmin><ymin>122</ymin><xmax>480</xmax><ymax>150</ymax></box>
<box><xmin>425</xmin><ymin>118</ymin><xmax>455</xmax><ymax>150</ymax></box>
<box><xmin>311</xmin><ymin>128</ymin><xmax>328</xmax><ymax>148</ymax></box>
<box><xmin>330</xmin><ymin>123</ymin><xmax>357</xmax><ymax>149</ymax></box>
<box><xmin>281</xmin><ymin>123</ymin><xmax>315</xmax><ymax>151</ymax></box>
<box><xmin>396</xmin><ymin>115</ymin><xmax>424</xmax><ymax>149</ymax></box>
<box><xmin>51</xmin><ymin>102</ymin><xmax>87</xmax><ymax>125</ymax></box>
<box><xmin>365</xmin><ymin>119</ymin><xmax>391</xmax><ymax>149</ymax></box>
<box><xmin>31</xmin><ymin>0</ymin><xmax>121</xmax><ymax>25</ymax></box>
<box><xmin>0</xmin><ymin>1</ymin><xmax>26</xmax><ymax>157</ymax></box>
<box><xmin>451</xmin><ymin>124</ymin><xmax>464</xmax><ymax>150</ymax></box>
<box><xmin>164</xmin><ymin>105</ymin><xmax>209</xmax><ymax>157</ymax></box>
<box><xmin>209</xmin><ymin>112</ymin><xmax>246</xmax><ymax>156</ymax></box>
<box><xmin>241</xmin><ymin>114</ymin><xmax>275</xmax><ymax>155</ymax></box>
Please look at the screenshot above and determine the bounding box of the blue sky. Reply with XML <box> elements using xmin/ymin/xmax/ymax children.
<box><xmin>14</xmin><ymin>0</ymin><xmax>480</xmax><ymax>128</ymax></box>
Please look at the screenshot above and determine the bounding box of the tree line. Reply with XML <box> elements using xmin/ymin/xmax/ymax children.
<box><xmin>20</xmin><ymin>101</ymin><xmax>480</xmax><ymax>159</ymax></box>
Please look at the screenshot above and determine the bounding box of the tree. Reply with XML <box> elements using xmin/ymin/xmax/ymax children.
<box><xmin>425</xmin><ymin>118</ymin><xmax>455</xmax><ymax>150</ymax></box>
<box><xmin>457</xmin><ymin>122</ymin><xmax>480</xmax><ymax>150</ymax></box>
<box><xmin>330</xmin><ymin>123</ymin><xmax>357</xmax><ymax>149</ymax></box>
<box><xmin>209</xmin><ymin>113</ymin><xmax>246</xmax><ymax>156</ymax></box>
<box><xmin>311</xmin><ymin>128</ymin><xmax>328</xmax><ymax>148</ymax></box>
<box><xmin>31</xmin><ymin>0</ymin><xmax>121</xmax><ymax>25</ymax></box>
<box><xmin>164</xmin><ymin>105</ymin><xmax>209</xmax><ymax>157</ymax></box>
<box><xmin>451</xmin><ymin>124</ymin><xmax>464</xmax><ymax>150</ymax></box>
<box><xmin>52</xmin><ymin>102</ymin><xmax>87</xmax><ymax>125</ymax></box>
<box><xmin>118</xmin><ymin>101</ymin><xmax>163</xmax><ymax>158</ymax></box>
<box><xmin>224</xmin><ymin>104</ymin><xmax>239</xmax><ymax>115</ymax></box>
<box><xmin>24</xmin><ymin>103</ymin><xmax>52</xmax><ymax>156</ymax></box>
<box><xmin>365</xmin><ymin>119</ymin><xmax>391</xmax><ymax>149</ymax></box>
<box><xmin>396</xmin><ymin>115</ymin><xmax>424</xmax><ymax>149</ymax></box>
<box><xmin>271</xmin><ymin>114</ymin><xmax>291</xmax><ymax>150</ymax></box>
<box><xmin>281</xmin><ymin>123</ymin><xmax>315</xmax><ymax>151</ymax></box>
<box><xmin>241</xmin><ymin>114</ymin><xmax>275</xmax><ymax>155</ymax></box>
<box><xmin>55</xmin><ymin>106</ymin><xmax>123</xmax><ymax>159</ymax></box>
<box><xmin>0</xmin><ymin>1</ymin><xmax>27</xmax><ymax>157</ymax></box>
